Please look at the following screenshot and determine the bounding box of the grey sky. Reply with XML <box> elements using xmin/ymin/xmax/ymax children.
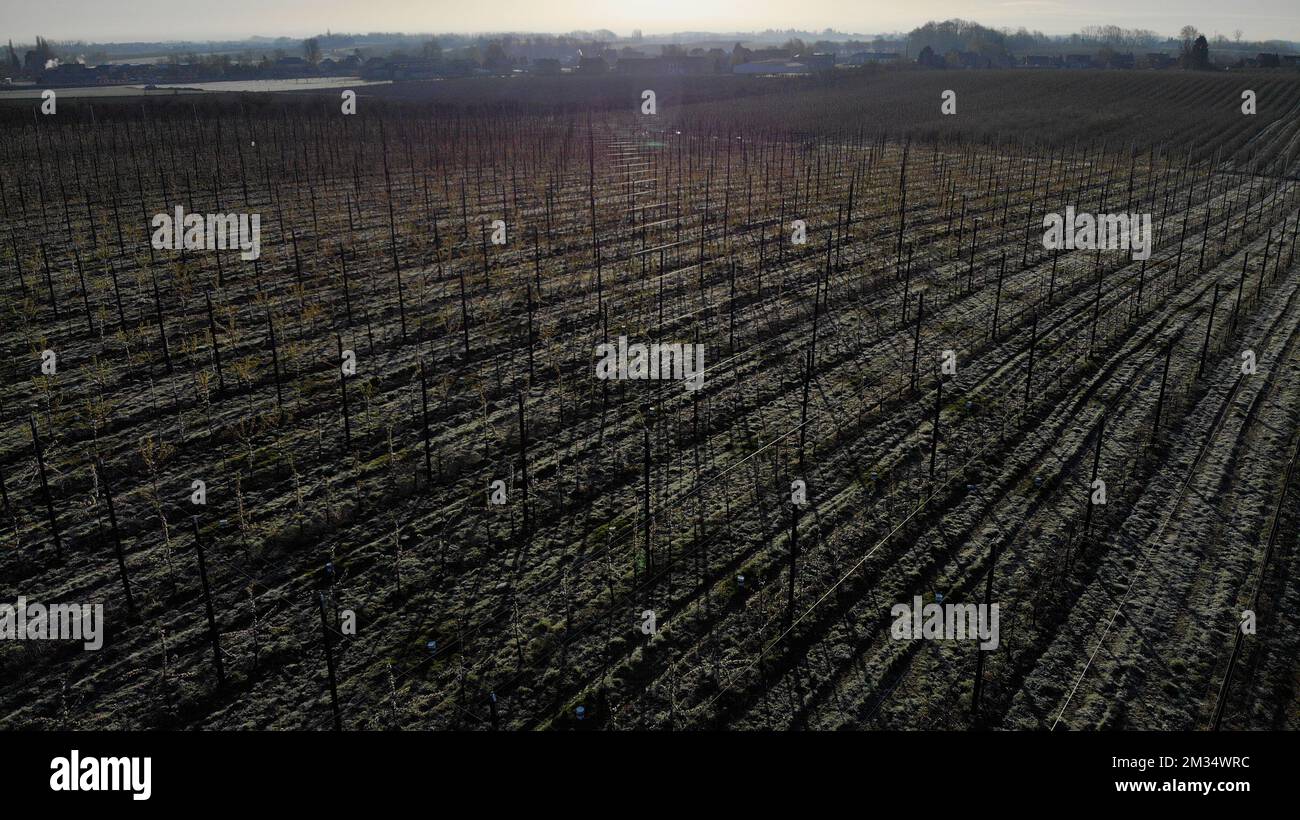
<box><xmin>2</xmin><ymin>0</ymin><xmax>1296</xmax><ymax>42</ymax></box>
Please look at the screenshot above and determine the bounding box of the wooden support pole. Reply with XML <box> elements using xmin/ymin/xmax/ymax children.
<box><xmin>1083</xmin><ymin>415</ymin><xmax>1106</xmax><ymax>537</ymax></box>
<box><xmin>317</xmin><ymin>590</ymin><xmax>342</xmax><ymax>731</ymax></box>
<box><xmin>1135</xmin><ymin>256</ymin><xmax>1147</xmax><ymax>318</ymax></box>
<box><xmin>992</xmin><ymin>253</ymin><xmax>1005</xmax><ymax>341</ymax></box>
<box><xmin>911</xmin><ymin>293</ymin><xmax>924</xmax><ymax>395</ymax></box>
<box><xmin>337</xmin><ymin>335</ymin><xmax>351</xmax><ymax>450</ymax></box>
<box><xmin>98</xmin><ymin>458</ymin><xmax>135</xmax><ymax>616</ymax></box>
<box><xmin>1024</xmin><ymin>311</ymin><xmax>1039</xmax><ymax>407</ymax></box>
<box><xmin>642</xmin><ymin>403</ymin><xmax>653</xmax><ymax>575</ymax></box>
<box><xmin>971</xmin><ymin>534</ymin><xmax>1000</xmax><ymax>716</ymax></box>
<box><xmin>30</xmin><ymin>414</ymin><xmax>62</xmax><ymax>562</ymax></box>
<box><xmin>786</xmin><ymin>504</ymin><xmax>800</xmax><ymax>631</ymax></box>
<box><xmin>339</xmin><ymin>243</ymin><xmax>353</xmax><ymax>326</ymax></box>
<box><xmin>1198</xmin><ymin>282</ymin><xmax>1220</xmax><ymax>379</ymax></box>
<box><xmin>0</xmin><ymin>449</ymin><xmax>9</xmax><ymax>519</ymax></box>
<box><xmin>205</xmin><ymin>291</ymin><xmax>225</xmax><ymax>394</ymax></box>
<box><xmin>191</xmin><ymin>516</ymin><xmax>225</xmax><ymax>686</ymax></box>
<box><xmin>152</xmin><ymin>271</ymin><xmax>172</xmax><ymax>374</ymax></box>
<box><xmin>1232</xmin><ymin>253</ymin><xmax>1247</xmax><ymax>331</ymax></box>
<box><xmin>517</xmin><ymin>389</ymin><xmax>531</xmax><ymax>547</ymax></box>
<box><xmin>267</xmin><ymin>312</ymin><xmax>284</xmax><ymax>414</ymax></box>
<box><xmin>419</xmin><ymin>361</ymin><xmax>433</xmax><ymax>486</ymax></box>
<box><xmin>929</xmin><ymin>377</ymin><xmax>943</xmax><ymax>481</ymax></box>
<box><xmin>1153</xmin><ymin>344</ymin><xmax>1172</xmax><ymax>442</ymax></box>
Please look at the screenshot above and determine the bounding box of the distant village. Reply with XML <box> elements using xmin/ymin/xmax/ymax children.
<box><xmin>5</xmin><ymin>22</ymin><xmax>1299</xmax><ymax>87</ymax></box>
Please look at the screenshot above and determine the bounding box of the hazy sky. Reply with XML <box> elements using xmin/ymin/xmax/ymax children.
<box><xmin>3</xmin><ymin>0</ymin><xmax>1297</xmax><ymax>42</ymax></box>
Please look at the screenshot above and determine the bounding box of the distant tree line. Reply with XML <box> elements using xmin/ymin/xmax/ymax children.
<box><xmin>904</xmin><ymin>18</ymin><xmax>1278</xmax><ymax>70</ymax></box>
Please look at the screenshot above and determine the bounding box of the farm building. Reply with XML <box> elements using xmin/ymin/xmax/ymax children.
<box><xmin>845</xmin><ymin>52</ymin><xmax>902</xmax><ymax>65</ymax></box>
<box><xmin>614</xmin><ymin>55</ymin><xmax>719</xmax><ymax>75</ymax></box>
<box><xmin>1021</xmin><ymin>55</ymin><xmax>1061</xmax><ymax>68</ymax></box>
<box><xmin>732</xmin><ymin>59</ymin><xmax>814</xmax><ymax>76</ymax></box>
